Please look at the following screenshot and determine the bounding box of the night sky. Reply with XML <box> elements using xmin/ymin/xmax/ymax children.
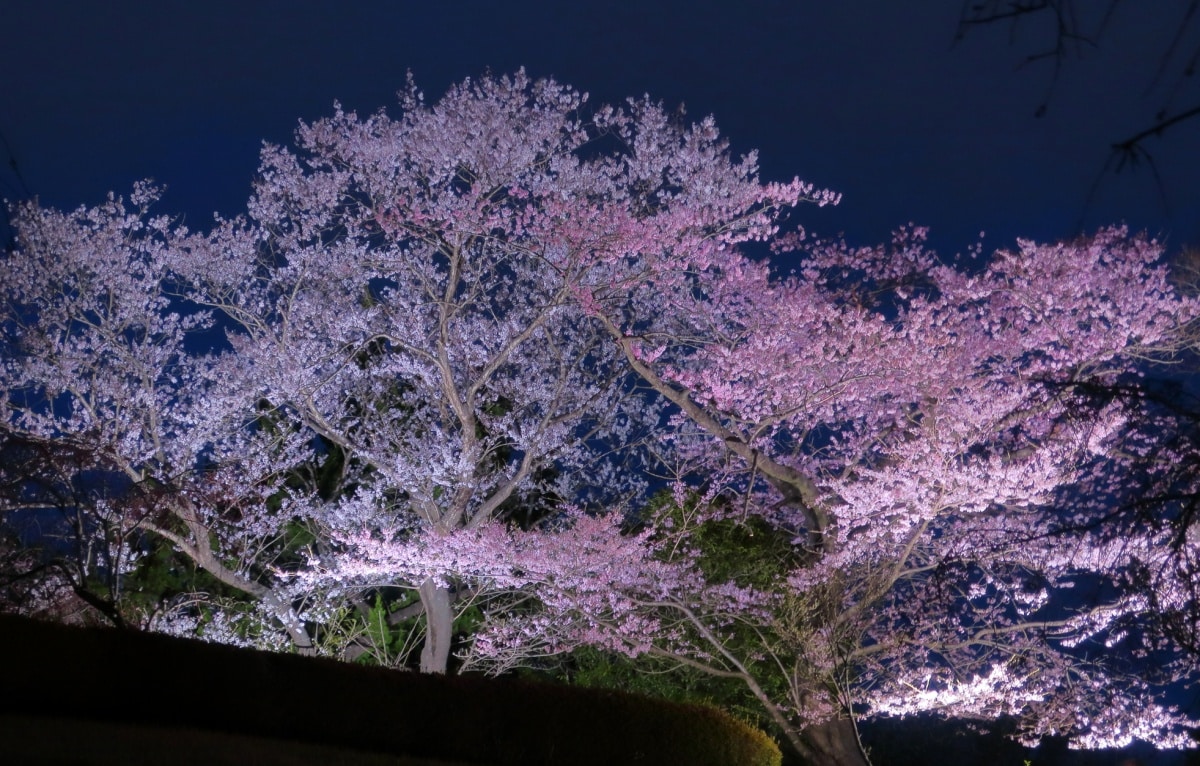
<box><xmin>4</xmin><ymin>1</ymin><xmax>1199</xmax><ymax>260</ymax></box>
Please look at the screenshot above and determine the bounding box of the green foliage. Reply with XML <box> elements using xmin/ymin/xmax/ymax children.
<box><xmin>686</xmin><ymin>513</ymin><xmax>800</xmax><ymax>589</ymax></box>
<box><xmin>323</xmin><ymin>586</ymin><xmax>485</xmax><ymax>671</ymax></box>
<box><xmin>639</xmin><ymin>489</ymin><xmax>803</xmax><ymax>588</ymax></box>
<box><xmin>565</xmin><ymin>645</ymin><xmax>715</xmax><ymax>703</ymax></box>
<box><xmin>123</xmin><ymin>535</ymin><xmax>242</xmax><ymax>617</ymax></box>
<box><xmin>452</xmin><ymin>600</ymin><xmax>483</xmax><ymax>641</ymax></box>
<box><xmin>358</xmin><ymin>592</ymin><xmax>406</xmax><ymax>664</ymax></box>
<box><xmin>560</xmin><ymin>646</ymin><xmax>772</xmax><ymax>729</ymax></box>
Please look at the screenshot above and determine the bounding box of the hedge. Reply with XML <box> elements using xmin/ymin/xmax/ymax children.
<box><xmin>0</xmin><ymin>615</ymin><xmax>780</xmax><ymax>766</ymax></box>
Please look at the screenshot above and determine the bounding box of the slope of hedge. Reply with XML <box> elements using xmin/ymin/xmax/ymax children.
<box><xmin>0</xmin><ymin>615</ymin><xmax>780</xmax><ymax>766</ymax></box>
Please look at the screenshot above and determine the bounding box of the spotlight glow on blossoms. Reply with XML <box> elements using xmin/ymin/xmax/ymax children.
<box><xmin>3</xmin><ymin>71</ymin><xmax>1198</xmax><ymax>765</ymax></box>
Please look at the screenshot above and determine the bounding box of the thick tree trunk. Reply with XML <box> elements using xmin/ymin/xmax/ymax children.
<box><xmin>418</xmin><ymin>578</ymin><xmax>453</xmax><ymax>673</ymax></box>
<box><xmin>795</xmin><ymin>717</ymin><xmax>870</xmax><ymax>766</ymax></box>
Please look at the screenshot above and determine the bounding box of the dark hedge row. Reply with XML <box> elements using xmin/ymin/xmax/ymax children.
<box><xmin>0</xmin><ymin>615</ymin><xmax>780</xmax><ymax>766</ymax></box>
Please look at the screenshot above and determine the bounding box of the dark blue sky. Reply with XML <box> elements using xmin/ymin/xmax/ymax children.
<box><xmin>3</xmin><ymin>2</ymin><xmax>1198</xmax><ymax>257</ymax></box>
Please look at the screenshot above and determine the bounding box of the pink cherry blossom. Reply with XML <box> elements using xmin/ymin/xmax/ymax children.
<box><xmin>4</xmin><ymin>71</ymin><xmax>1199</xmax><ymax>764</ymax></box>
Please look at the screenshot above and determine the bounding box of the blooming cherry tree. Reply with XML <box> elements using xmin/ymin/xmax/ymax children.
<box><xmin>0</xmin><ymin>185</ymin><xmax>325</xmax><ymax>647</ymax></box>
<box><xmin>3</xmin><ymin>71</ymin><xmax>1199</xmax><ymax>765</ymax></box>
<box><xmin>557</xmin><ymin>222</ymin><xmax>1200</xmax><ymax>760</ymax></box>
<box><xmin>169</xmin><ymin>72</ymin><xmax>732</xmax><ymax>671</ymax></box>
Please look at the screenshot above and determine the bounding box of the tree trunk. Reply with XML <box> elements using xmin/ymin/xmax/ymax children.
<box><xmin>418</xmin><ymin>578</ymin><xmax>453</xmax><ymax>673</ymax></box>
<box><xmin>150</xmin><ymin>512</ymin><xmax>317</xmax><ymax>654</ymax></box>
<box><xmin>794</xmin><ymin>717</ymin><xmax>870</xmax><ymax>766</ymax></box>
<box><xmin>261</xmin><ymin>590</ymin><xmax>315</xmax><ymax>655</ymax></box>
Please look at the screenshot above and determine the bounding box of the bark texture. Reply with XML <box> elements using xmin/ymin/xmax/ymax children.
<box><xmin>418</xmin><ymin>578</ymin><xmax>453</xmax><ymax>673</ymax></box>
<box><xmin>795</xmin><ymin>717</ymin><xmax>870</xmax><ymax>766</ymax></box>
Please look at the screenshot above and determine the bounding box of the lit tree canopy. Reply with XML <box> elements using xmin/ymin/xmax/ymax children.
<box><xmin>3</xmin><ymin>71</ymin><xmax>1198</xmax><ymax>765</ymax></box>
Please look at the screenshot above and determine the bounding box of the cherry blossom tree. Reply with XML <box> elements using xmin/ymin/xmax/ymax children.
<box><xmin>0</xmin><ymin>185</ymin><xmax>322</xmax><ymax>648</ymax></box>
<box><xmin>166</xmin><ymin>73</ymin><xmax>708</xmax><ymax>671</ymax></box>
<box><xmin>4</xmin><ymin>70</ymin><xmax>1199</xmax><ymax>765</ymax></box>
<box><xmin>520</xmin><ymin>221</ymin><xmax>1200</xmax><ymax>762</ymax></box>
<box><xmin>257</xmin><ymin>74</ymin><xmax>1197</xmax><ymax>761</ymax></box>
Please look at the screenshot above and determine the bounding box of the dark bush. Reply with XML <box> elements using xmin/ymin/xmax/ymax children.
<box><xmin>0</xmin><ymin>615</ymin><xmax>780</xmax><ymax>766</ymax></box>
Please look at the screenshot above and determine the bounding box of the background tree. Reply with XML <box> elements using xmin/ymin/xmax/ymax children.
<box><xmin>0</xmin><ymin>428</ymin><xmax>140</xmax><ymax>629</ymax></box>
<box><xmin>955</xmin><ymin>0</ymin><xmax>1200</xmax><ymax>209</ymax></box>
<box><xmin>0</xmin><ymin>185</ymin><xmax>319</xmax><ymax>649</ymax></box>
